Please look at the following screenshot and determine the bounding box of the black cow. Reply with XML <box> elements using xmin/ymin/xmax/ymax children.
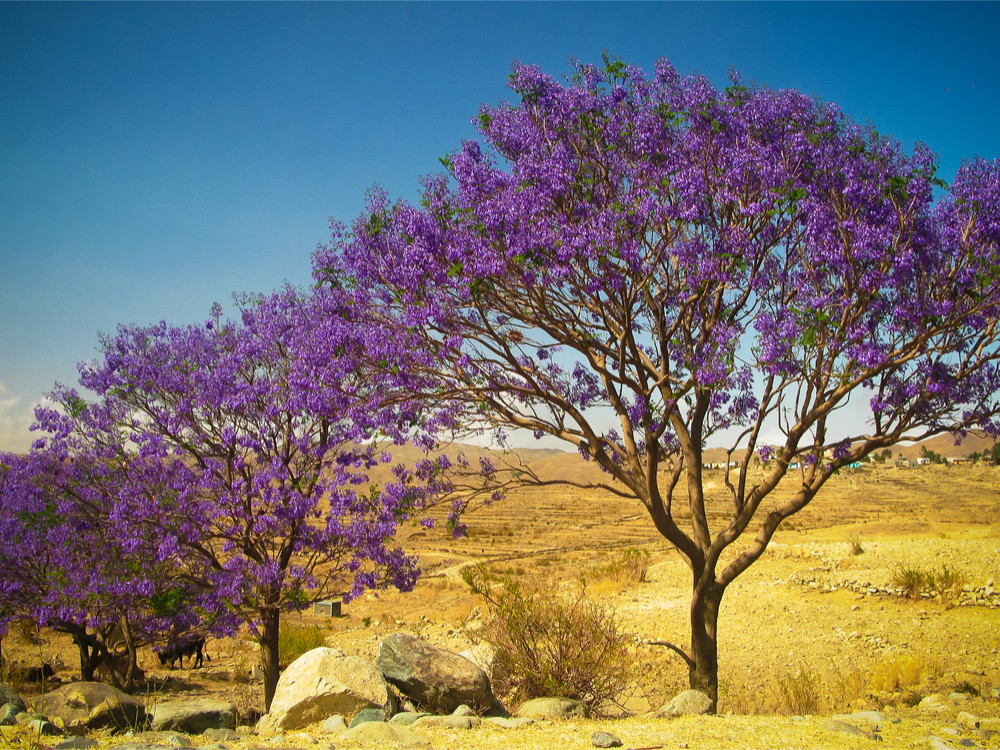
<box><xmin>157</xmin><ymin>637</ymin><xmax>208</xmax><ymax>669</ymax></box>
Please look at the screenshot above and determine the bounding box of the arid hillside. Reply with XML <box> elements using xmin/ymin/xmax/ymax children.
<box><xmin>3</xmin><ymin>452</ymin><xmax>998</xmax><ymax>749</ymax></box>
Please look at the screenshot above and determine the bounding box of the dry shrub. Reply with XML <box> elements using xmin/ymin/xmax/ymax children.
<box><xmin>870</xmin><ymin>654</ymin><xmax>926</xmax><ymax>692</ymax></box>
<box><xmin>463</xmin><ymin>566</ymin><xmax>637</xmax><ymax>715</ymax></box>
<box><xmin>847</xmin><ymin>533</ymin><xmax>865</xmax><ymax>556</ymax></box>
<box><xmin>768</xmin><ymin>666</ymin><xmax>823</xmax><ymax>715</ymax></box>
<box><xmin>278</xmin><ymin>623</ymin><xmax>328</xmax><ymax>665</ymax></box>
<box><xmin>718</xmin><ymin>677</ymin><xmax>761</xmax><ymax>715</ymax></box>
<box><xmin>587</xmin><ymin>547</ymin><xmax>652</xmax><ymax>595</ymax></box>
<box><xmin>891</xmin><ymin>564</ymin><xmax>967</xmax><ymax>602</ymax></box>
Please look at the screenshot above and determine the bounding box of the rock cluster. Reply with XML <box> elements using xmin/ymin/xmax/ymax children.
<box><xmin>789</xmin><ymin>572</ymin><xmax>1000</xmax><ymax>607</ymax></box>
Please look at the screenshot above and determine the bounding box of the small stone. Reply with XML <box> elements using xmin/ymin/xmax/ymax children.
<box><xmin>918</xmin><ymin>694</ymin><xmax>947</xmax><ymax>712</ymax></box>
<box><xmin>0</xmin><ymin>704</ymin><xmax>19</xmax><ymax>727</ymax></box>
<box><xmin>348</xmin><ymin>707</ymin><xmax>385</xmax><ymax>728</ymax></box>
<box><xmin>957</xmin><ymin>711</ymin><xmax>980</xmax><ymax>729</ymax></box>
<box><xmin>201</xmin><ymin>728</ymin><xmax>240</xmax><ymax>741</ymax></box>
<box><xmin>388</xmin><ymin>712</ymin><xmax>430</xmax><ymax>726</ymax></box>
<box><xmin>30</xmin><ymin>718</ymin><xmax>64</xmax><ymax>736</ymax></box>
<box><xmin>949</xmin><ymin>692</ymin><xmax>971</xmax><ymax>704</ymax></box>
<box><xmin>344</xmin><ymin>720</ymin><xmax>432</xmax><ymax>748</ymax></box>
<box><xmin>452</xmin><ymin>704</ymin><xmax>475</xmax><ymax>716</ymax></box>
<box><xmin>834</xmin><ymin>710</ymin><xmax>886</xmax><ymax>723</ymax></box>
<box><xmin>991</xmin><ymin>686</ymin><xmax>1000</xmax><ymax>700</ymax></box>
<box><xmin>485</xmin><ymin>716</ymin><xmax>534</xmax><ymax>728</ymax></box>
<box><xmin>137</xmin><ymin>732</ymin><xmax>191</xmax><ymax>747</ymax></box>
<box><xmin>319</xmin><ymin>715</ymin><xmax>347</xmax><ymax>733</ymax></box>
<box><xmin>958</xmin><ymin>740</ymin><xmax>977</xmax><ymax>748</ymax></box>
<box><xmin>591</xmin><ymin>730</ymin><xmax>623</xmax><ymax>748</ymax></box>
<box><xmin>657</xmin><ymin>690</ymin><xmax>712</xmax><ymax>717</ymax></box>
<box><xmin>55</xmin><ymin>738</ymin><xmax>98</xmax><ymax>750</ymax></box>
<box><xmin>516</xmin><ymin>697</ymin><xmax>588</xmax><ymax>720</ymax></box>
<box><xmin>411</xmin><ymin>714</ymin><xmax>481</xmax><ymax>729</ymax></box>
<box><xmin>822</xmin><ymin>719</ymin><xmax>868</xmax><ymax>737</ymax></box>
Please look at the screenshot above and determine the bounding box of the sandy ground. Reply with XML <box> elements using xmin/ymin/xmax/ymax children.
<box><xmin>3</xmin><ymin>461</ymin><xmax>999</xmax><ymax>748</ymax></box>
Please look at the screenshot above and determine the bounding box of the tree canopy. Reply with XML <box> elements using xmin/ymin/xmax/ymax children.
<box><xmin>315</xmin><ymin>56</ymin><xmax>1000</xmax><ymax>707</ymax></box>
<box><xmin>10</xmin><ymin>288</ymin><xmax>469</xmax><ymax>709</ymax></box>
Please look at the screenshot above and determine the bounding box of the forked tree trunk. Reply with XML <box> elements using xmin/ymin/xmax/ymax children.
<box><xmin>258</xmin><ymin>607</ymin><xmax>281</xmax><ymax>712</ymax></box>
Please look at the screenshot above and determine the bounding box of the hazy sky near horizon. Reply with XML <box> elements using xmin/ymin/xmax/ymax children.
<box><xmin>2</xmin><ymin>2</ymin><xmax>998</xmax><ymax>453</ymax></box>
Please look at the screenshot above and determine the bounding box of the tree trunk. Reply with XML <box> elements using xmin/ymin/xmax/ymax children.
<box><xmin>258</xmin><ymin>607</ymin><xmax>281</xmax><ymax>713</ymax></box>
<box><xmin>689</xmin><ymin>583</ymin><xmax>722</xmax><ymax>711</ymax></box>
<box><xmin>71</xmin><ymin>629</ymin><xmax>98</xmax><ymax>682</ymax></box>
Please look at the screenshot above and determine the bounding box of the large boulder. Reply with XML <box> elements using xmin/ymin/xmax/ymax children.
<box><xmin>256</xmin><ymin>647</ymin><xmax>396</xmax><ymax>732</ymax></box>
<box><xmin>41</xmin><ymin>682</ymin><xmax>146</xmax><ymax>731</ymax></box>
<box><xmin>377</xmin><ymin>633</ymin><xmax>493</xmax><ymax>714</ymax></box>
<box><xmin>149</xmin><ymin>700</ymin><xmax>236</xmax><ymax>733</ymax></box>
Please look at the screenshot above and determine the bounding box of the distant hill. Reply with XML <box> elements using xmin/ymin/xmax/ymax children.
<box><xmin>891</xmin><ymin>430</ymin><xmax>996</xmax><ymax>461</ymax></box>
<box><xmin>371</xmin><ymin>430</ymin><xmax>996</xmax><ymax>482</ymax></box>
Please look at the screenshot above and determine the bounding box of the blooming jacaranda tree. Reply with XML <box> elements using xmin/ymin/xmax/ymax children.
<box><xmin>0</xmin><ymin>449</ymin><xmax>201</xmax><ymax>689</ymax></box>
<box><xmin>315</xmin><ymin>56</ymin><xmax>1000</xmax><ymax>709</ymax></box>
<box><xmin>30</xmin><ymin>287</ymin><xmax>459</xmax><ymax>709</ymax></box>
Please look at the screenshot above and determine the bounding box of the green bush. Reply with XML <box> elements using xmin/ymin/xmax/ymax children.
<box><xmin>463</xmin><ymin>566</ymin><xmax>636</xmax><ymax>715</ymax></box>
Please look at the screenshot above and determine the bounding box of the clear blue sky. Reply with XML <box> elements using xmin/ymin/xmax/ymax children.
<box><xmin>2</xmin><ymin>2</ymin><xmax>998</xmax><ymax>452</ymax></box>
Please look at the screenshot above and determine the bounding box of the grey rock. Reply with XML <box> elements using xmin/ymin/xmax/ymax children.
<box><xmin>377</xmin><ymin>633</ymin><xmax>493</xmax><ymax>714</ymax></box>
<box><xmin>41</xmin><ymin>682</ymin><xmax>147</xmax><ymax>731</ymax></box>
<box><xmin>150</xmin><ymin>700</ymin><xmax>236</xmax><ymax>733</ymax></box>
<box><xmin>348</xmin><ymin>707</ymin><xmax>385</xmax><ymax>728</ymax></box>
<box><xmin>55</xmin><ymin>738</ymin><xmax>98</xmax><ymax>750</ymax></box>
<box><xmin>15</xmin><ymin>712</ymin><xmax>47</xmax><ymax>726</ymax></box>
<box><xmin>135</xmin><ymin>732</ymin><xmax>191</xmax><ymax>747</ymax></box>
<box><xmin>919</xmin><ymin>694</ymin><xmax>948</xmax><ymax>712</ymax></box>
<box><xmin>486</xmin><ymin>716</ymin><xmax>534</xmax><ymax>728</ymax></box>
<box><xmin>956</xmin><ymin>711</ymin><xmax>980</xmax><ymax>729</ymax></box>
<box><xmin>452</xmin><ymin>704</ymin><xmax>475</xmax><ymax>716</ymax></box>
<box><xmin>949</xmin><ymin>691</ymin><xmax>971</xmax><ymax>704</ymax></box>
<box><xmin>343</xmin><ymin>720</ymin><xmax>432</xmax><ymax>748</ymax></box>
<box><xmin>834</xmin><ymin>710</ymin><xmax>887</xmax><ymax>723</ymax></box>
<box><xmin>0</xmin><ymin>685</ymin><xmax>25</xmax><ymax>713</ymax></box>
<box><xmin>388</xmin><ymin>711</ymin><xmax>430</xmax><ymax>726</ymax></box>
<box><xmin>0</xmin><ymin>704</ymin><xmax>20</xmax><ymax>727</ymax></box>
<box><xmin>318</xmin><ymin>715</ymin><xmax>347</xmax><ymax>734</ymax></box>
<box><xmin>592</xmin><ymin>730</ymin><xmax>623</xmax><ymax>747</ymax></box>
<box><xmin>30</xmin><ymin>718</ymin><xmax>64</xmax><ymax>736</ymax></box>
<box><xmin>822</xmin><ymin>719</ymin><xmax>868</xmax><ymax>737</ymax></box>
<box><xmin>201</xmin><ymin>729</ymin><xmax>240</xmax><ymax>741</ymax></box>
<box><xmin>657</xmin><ymin>689</ymin><xmax>712</xmax><ymax>718</ymax></box>
<box><xmin>927</xmin><ymin>738</ymin><xmax>953</xmax><ymax>750</ymax></box>
<box><xmin>958</xmin><ymin>740</ymin><xmax>977</xmax><ymax>748</ymax></box>
<box><xmin>516</xmin><ymin>697</ymin><xmax>588</xmax><ymax>720</ymax></box>
<box><xmin>411</xmin><ymin>714</ymin><xmax>481</xmax><ymax>729</ymax></box>
<box><xmin>991</xmin><ymin>686</ymin><xmax>1000</xmax><ymax>700</ymax></box>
